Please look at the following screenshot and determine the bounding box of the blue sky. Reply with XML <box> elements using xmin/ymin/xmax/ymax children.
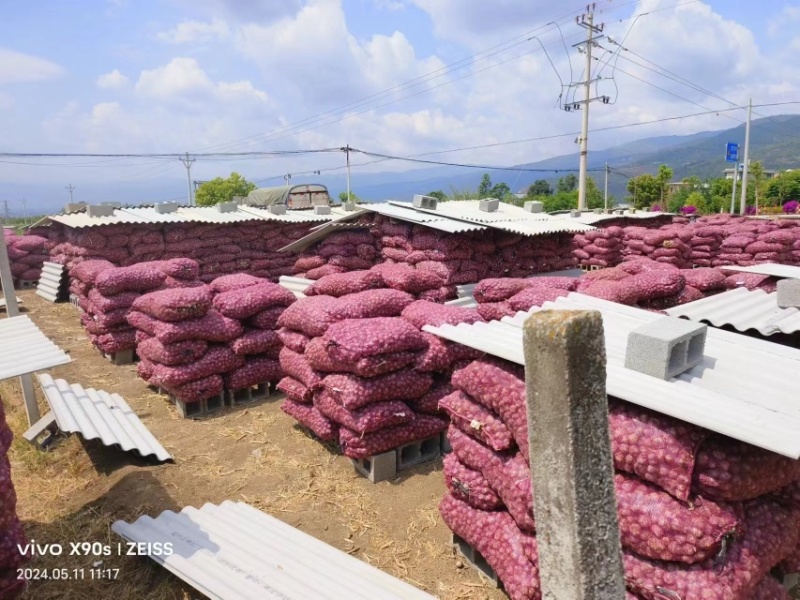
<box><xmin>1</xmin><ymin>0</ymin><xmax>798</xmax><ymax>209</ymax></box>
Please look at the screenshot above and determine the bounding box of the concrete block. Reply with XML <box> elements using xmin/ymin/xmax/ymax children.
<box><xmin>593</xmin><ymin>208</ymin><xmax>603</xmax><ymax>214</ymax></box>
<box><xmin>569</xmin><ymin>209</ymin><xmax>581</xmax><ymax>218</ymax></box>
<box><xmin>216</xmin><ymin>201</ymin><xmax>238</xmax><ymax>213</ymax></box>
<box><xmin>226</xmin><ymin>382</ymin><xmax>270</xmax><ymax>406</ymax></box>
<box><xmin>524</xmin><ymin>201</ymin><xmax>544</xmax><ymax>213</ymax></box>
<box><xmin>625</xmin><ymin>317</ymin><xmax>707</xmax><ymax>380</ymax></box>
<box><xmin>397</xmin><ymin>434</ymin><xmax>441</xmax><ymax>470</ymax></box>
<box><xmin>17</xmin><ymin>279</ymin><xmax>37</xmax><ymax>290</ymax></box>
<box><xmin>69</xmin><ymin>293</ymin><xmax>82</xmax><ymax>311</ymax></box>
<box><xmin>65</xmin><ymin>202</ymin><xmax>87</xmax><ymax>213</ymax></box>
<box><xmin>23</xmin><ymin>411</ymin><xmax>59</xmax><ymax>449</ymax></box>
<box><xmin>268</xmin><ymin>204</ymin><xmax>287</xmax><ymax>215</ymax></box>
<box><xmin>313</xmin><ymin>205</ymin><xmax>331</xmax><ymax>215</ymax></box>
<box><xmin>204</xmin><ymin>393</ymin><xmax>226</xmax><ymax>413</ymax></box>
<box><xmin>412</xmin><ymin>194</ymin><xmax>438</xmax><ymax>210</ymax></box>
<box><xmin>343</xmin><ymin>202</ymin><xmax>356</xmax><ymax>212</ymax></box>
<box><xmin>86</xmin><ymin>204</ymin><xmax>116</xmax><ymax>218</ymax></box>
<box><xmin>173</xmin><ymin>396</ymin><xmax>204</xmax><ymax>419</ymax></box>
<box><xmin>777</xmin><ymin>279</ymin><xmax>800</xmax><ymax>309</ymax></box>
<box><xmin>452</xmin><ymin>533</ymin><xmax>502</xmax><ymax>588</ymax></box>
<box><xmin>478</xmin><ymin>198</ymin><xmax>499</xmax><ymax>213</ymax></box>
<box><xmin>351</xmin><ymin>451</ymin><xmax>396</xmax><ymax>483</ymax></box>
<box><xmin>155</xmin><ymin>202</ymin><xmax>179</xmax><ymax>214</ymax></box>
<box><xmin>102</xmin><ymin>348</ymin><xmax>135</xmax><ymax>366</ymax></box>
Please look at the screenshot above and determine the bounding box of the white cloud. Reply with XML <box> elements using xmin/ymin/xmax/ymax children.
<box><xmin>135</xmin><ymin>57</ymin><xmax>213</xmax><ymax>98</ymax></box>
<box><xmin>157</xmin><ymin>18</ymin><xmax>231</xmax><ymax>44</ymax></box>
<box><xmin>0</xmin><ymin>48</ymin><xmax>63</xmax><ymax>84</ymax></box>
<box><xmin>96</xmin><ymin>69</ymin><xmax>130</xmax><ymax>89</ymax></box>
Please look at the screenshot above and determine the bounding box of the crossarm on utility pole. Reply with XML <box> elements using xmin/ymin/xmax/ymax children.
<box><xmin>523</xmin><ymin>310</ymin><xmax>625</xmax><ymax>600</ymax></box>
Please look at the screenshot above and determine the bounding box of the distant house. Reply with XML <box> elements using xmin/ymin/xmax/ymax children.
<box><xmin>723</xmin><ymin>167</ymin><xmax>779</xmax><ymax>182</ymax></box>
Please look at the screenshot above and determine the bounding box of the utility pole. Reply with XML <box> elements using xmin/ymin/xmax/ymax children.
<box><xmin>604</xmin><ymin>163</ymin><xmax>609</xmax><ymax>210</ymax></box>
<box><xmin>179</xmin><ymin>153</ymin><xmax>196</xmax><ymax>206</ymax></box>
<box><xmin>344</xmin><ymin>145</ymin><xmax>352</xmax><ymax>203</ymax></box>
<box><xmin>564</xmin><ymin>5</ymin><xmax>607</xmax><ymax>211</ymax></box>
<box><xmin>739</xmin><ymin>99</ymin><xmax>752</xmax><ymax>216</ymax></box>
<box><xmin>21</xmin><ymin>198</ymin><xmax>28</xmax><ymax>225</ymax></box>
<box><xmin>65</xmin><ymin>184</ymin><xmax>76</xmax><ymax>203</ymax></box>
<box><xmin>284</xmin><ymin>173</ymin><xmax>292</xmax><ymax>186</ymax></box>
<box><xmin>2</xmin><ymin>200</ymin><xmax>8</xmax><ymax>224</ymax></box>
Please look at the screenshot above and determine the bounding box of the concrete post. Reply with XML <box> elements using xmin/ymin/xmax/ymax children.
<box><xmin>523</xmin><ymin>310</ymin><xmax>625</xmax><ymax>600</ymax></box>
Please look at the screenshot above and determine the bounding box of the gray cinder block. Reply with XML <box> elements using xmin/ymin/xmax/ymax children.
<box><xmin>479</xmin><ymin>198</ymin><xmax>499</xmax><ymax>213</ymax></box>
<box><xmin>216</xmin><ymin>201</ymin><xmax>238</xmax><ymax>213</ymax></box>
<box><xmin>268</xmin><ymin>204</ymin><xmax>287</xmax><ymax>215</ymax></box>
<box><xmin>86</xmin><ymin>204</ymin><xmax>116</xmax><ymax>218</ymax></box>
<box><xmin>625</xmin><ymin>317</ymin><xmax>707</xmax><ymax>380</ymax></box>
<box><xmin>569</xmin><ymin>209</ymin><xmax>581</xmax><ymax>218</ymax></box>
<box><xmin>343</xmin><ymin>202</ymin><xmax>356</xmax><ymax>212</ymax></box>
<box><xmin>412</xmin><ymin>194</ymin><xmax>438</xmax><ymax>210</ymax></box>
<box><xmin>524</xmin><ymin>201</ymin><xmax>544</xmax><ymax>213</ymax></box>
<box><xmin>313</xmin><ymin>205</ymin><xmax>331</xmax><ymax>215</ymax></box>
<box><xmin>777</xmin><ymin>279</ymin><xmax>800</xmax><ymax>309</ymax></box>
<box><xmin>155</xmin><ymin>202</ymin><xmax>179</xmax><ymax>214</ymax></box>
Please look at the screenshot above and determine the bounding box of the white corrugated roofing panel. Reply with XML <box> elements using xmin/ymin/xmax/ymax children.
<box><xmin>0</xmin><ymin>315</ymin><xmax>71</xmax><ymax>379</ymax></box>
<box><xmin>112</xmin><ymin>500</ymin><xmax>436</xmax><ymax>600</ymax></box>
<box><xmin>278</xmin><ymin>219</ymin><xmax>371</xmax><ymax>254</ymax></box>
<box><xmin>390</xmin><ymin>200</ymin><xmax>533</xmax><ymax>223</ymax></box>
<box><xmin>37</xmin><ymin>374</ymin><xmax>171</xmax><ymax>462</ymax></box>
<box><xmin>666</xmin><ymin>288</ymin><xmax>800</xmax><ymax>336</ymax></box>
<box><xmin>721</xmin><ymin>263</ymin><xmax>800</xmax><ymax>280</ymax></box>
<box><xmin>36</xmin><ymin>262</ymin><xmax>67</xmax><ymax>302</ymax></box>
<box><xmin>424</xmin><ymin>292</ymin><xmax>800</xmax><ymax>458</ymax></box>
<box><xmin>366</xmin><ymin>203</ymin><xmax>487</xmax><ymax>233</ymax></box>
<box><xmin>0</xmin><ymin>297</ymin><xmax>22</xmax><ymax>310</ymax></box>
<box><xmin>558</xmin><ymin>211</ymin><xmax>674</xmax><ymax>225</ymax></box>
<box><xmin>279</xmin><ymin>276</ymin><xmax>313</xmax><ymax>298</ymax></box>
<box><xmin>490</xmin><ymin>219</ymin><xmax>595</xmax><ymax>235</ymax></box>
<box><xmin>47</xmin><ymin>205</ymin><xmax>344</xmax><ymax>228</ymax></box>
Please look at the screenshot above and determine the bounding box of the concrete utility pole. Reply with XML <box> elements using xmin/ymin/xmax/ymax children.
<box><xmin>568</xmin><ymin>5</ymin><xmax>606</xmax><ymax>211</ymax></box>
<box><xmin>21</xmin><ymin>198</ymin><xmax>28</xmax><ymax>225</ymax></box>
<box><xmin>65</xmin><ymin>184</ymin><xmax>76</xmax><ymax>203</ymax></box>
<box><xmin>523</xmin><ymin>310</ymin><xmax>625</xmax><ymax>600</ymax></box>
<box><xmin>730</xmin><ymin>163</ymin><xmax>739</xmax><ymax>215</ymax></box>
<box><xmin>739</xmin><ymin>98</ymin><xmax>752</xmax><ymax>215</ymax></box>
<box><xmin>344</xmin><ymin>145</ymin><xmax>352</xmax><ymax>203</ymax></box>
<box><xmin>604</xmin><ymin>163</ymin><xmax>609</xmax><ymax>210</ymax></box>
<box><xmin>2</xmin><ymin>200</ymin><xmax>9</xmax><ymax>224</ymax></box>
<box><xmin>179</xmin><ymin>153</ymin><xmax>196</xmax><ymax>206</ymax></box>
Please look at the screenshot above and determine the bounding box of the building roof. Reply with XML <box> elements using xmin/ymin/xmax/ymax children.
<box><xmin>424</xmin><ymin>292</ymin><xmax>800</xmax><ymax>459</ymax></box>
<box><xmin>721</xmin><ymin>263</ymin><xmax>800</xmax><ymax>280</ymax></box>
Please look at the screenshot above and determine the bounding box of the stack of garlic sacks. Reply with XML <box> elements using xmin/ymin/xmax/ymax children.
<box><xmin>129</xmin><ymin>274</ymin><xmax>294</xmax><ymax>405</ymax></box>
<box><xmin>275</xmin><ymin>270</ymin><xmax>486</xmax><ymax>458</ymax></box>
<box><xmin>437</xmin><ymin>353</ymin><xmax>800</xmax><ymax>600</ymax></box>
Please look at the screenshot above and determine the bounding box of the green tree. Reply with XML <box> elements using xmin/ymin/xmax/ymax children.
<box><xmin>656</xmin><ymin>164</ymin><xmax>674</xmax><ymax>205</ymax></box>
<box><xmin>682</xmin><ymin>175</ymin><xmax>702</xmax><ymax>191</ymax></box>
<box><xmin>195</xmin><ymin>172</ymin><xmax>257</xmax><ymax>206</ymax></box>
<box><xmin>490</xmin><ymin>182</ymin><xmax>512</xmax><ymax>200</ymax></box>
<box><xmin>527</xmin><ymin>180</ymin><xmax>552</xmax><ymax>196</ymax></box>
<box><xmin>557</xmin><ymin>174</ymin><xmax>577</xmax><ymax>193</ymax></box>
<box><xmin>478</xmin><ymin>174</ymin><xmax>493</xmax><ymax>198</ymax></box>
<box><xmin>427</xmin><ymin>190</ymin><xmax>447</xmax><ymax>202</ymax></box>
<box><xmin>338</xmin><ymin>191</ymin><xmax>360</xmax><ymax>203</ymax></box>
<box><xmin>709</xmin><ymin>177</ymin><xmax>733</xmax><ymax>199</ymax></box>
<box><xmin>627</xmin><ymin>174</ymin><xmax>661</xmax><ymax>208</ymax></box>
<box><xmin>765</xmin><ymin>170</ymin><xmax>800</xmax><ymax>203</ymax></box>
<box><xmin>749</xmin><ymin>161</ymin><xmax>765</xmax><ymax>211</ymax></box>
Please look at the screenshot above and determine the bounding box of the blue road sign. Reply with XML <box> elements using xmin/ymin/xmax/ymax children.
<box><xmin>726</xmin><ymin>143</ymin><xmax>739</xmax><ymax>163</ymax></box>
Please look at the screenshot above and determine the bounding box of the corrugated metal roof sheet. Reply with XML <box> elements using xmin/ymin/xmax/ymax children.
<box><xmin>36</xmin><ymin>261</ymin><xmax>67</xmax><ymax>303</ymax></box>
<box><xmin>278</xmin><ymin>218</ymin><xmax>371</xmax><ymax>254</ymax></box>
<box><xmin>555</xmin><ymin>211</ymin><xmax>675</xmax><ymax>225</ymax></box>
<box><xmin>37</xmin><ymin>374</ymin><xmax>171</xmax><ymax>462</ymax></box>
<box><xmin>721</xmin><ymin>263</ymin><xmax>800</xmax><ymax>280</ymax></box>
<box><xmin>666</xmin><ymin>288</ymin><xmax>800</xmax><ymax>336</ymax></box>
<box><xmin>46</xmin><ymin>205</ymin><xmax>349</xmax><ymax>229</ymax></box>
<box><xmin>424</xmin><ymin>292</ymin><xmax>800</xmax><ymax>458</ymax></box>
<box><xmin>279</xmin><ymin>276</ymin><xmax>314</xmax><ymax>298</ymax></box>
<box><xmin>445</xmin><ymin>296</ymin><xmax>478</xmax><ymax>308</ymax></box>
<box><xmin>0</xmin><ymin>297</ymin><xmax>22</xmax><ymax>310</ymax></box>
<box><xmin>367</xmin><ymin>203</ymin><xmax>487</xmax><ymax>233</ymax></box>
<box><xmin>0</xmin><ymin>315</ymin><xmax>71</xmax><ymax>380</ymax></box>
<box><xmin>112</xmin><ymin>500</ymin><xmax>436</xmax><ymax>600</ymax></box>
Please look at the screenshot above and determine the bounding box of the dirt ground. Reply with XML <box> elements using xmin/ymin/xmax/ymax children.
<box><xmin>4</xmin><ymin>289</ymin><xmax>506</xmax><ymax>600</ymax></box>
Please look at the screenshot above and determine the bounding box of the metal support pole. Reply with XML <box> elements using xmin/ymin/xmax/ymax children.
<box><xmin>604</xmin><ymin>163</ymin><xmax>609</xmax><ymax>210</ymax></box>
<box><xmin>346</xmin><ymin>145</ymin><xmax>351</xmax><ymax>203</ymax></box>
<box><xmin>577</xmin><ymin>13</ymin><xmax>594</xmax><ymax>211</ymax></box>
<box><xmin>179</xmin><ymin>153</ymin><xmax>196</xmax><ymax>206</ymax></box>
<box><xmin>739</xmin><ymin>99</ymin><xmax>752</xmax><ymax>215</ymax></box>
<box><xmin>0</xmin><ymin>225</ymin><xmax>40</xmax><ymax>425</ymax></box>
<box><xmin>730</xmin><ymin>165</ymin><xmax>739</xmax><ymax>214</ymax></box>
<box><xmin>523</xmin><ymin>310</ymin><xmax>624</xmax><ymax>600</ymax></box>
